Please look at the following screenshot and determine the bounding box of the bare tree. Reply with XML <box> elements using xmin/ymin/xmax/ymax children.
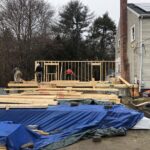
<box><xmin>0</xmin><ymin>0</ymin><xmax>54</xmax><ymax>80</ymax></box>
<box><xmin>0</xmin><ymin>0</ymin><xmax>54</xmax><ymax>40</ymax></box>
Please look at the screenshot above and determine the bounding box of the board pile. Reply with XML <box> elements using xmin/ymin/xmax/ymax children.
<box><xmin>0</xmin><ymin>79</ymin><xmax>129</xmax><ymax>109</ymax></box>
<box><xmin>0</xmin><ymin>77</ymin><xmax>139</xmax><ymax>109</ymax></box>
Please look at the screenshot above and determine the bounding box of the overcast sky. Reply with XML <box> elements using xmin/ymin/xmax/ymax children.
<box><xmin>47</xmin><ymin>0</ymin><xmax>150</xmax><ymax>24</ymax></box>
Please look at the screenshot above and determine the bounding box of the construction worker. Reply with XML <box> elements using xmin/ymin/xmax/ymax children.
<box><xmin>65</xmin><ymin>69</ymin><xmax>76</xmax><ymax>80</ymax></box>
<box><xmin>13</xmin><ymin>67</ymin><xmax>23</xmax><ymax>83</ymax></box>
<box><xmin>35</xmin><ymin>63</ymin><xmax>43</xmax><ymax>82</ymax></box>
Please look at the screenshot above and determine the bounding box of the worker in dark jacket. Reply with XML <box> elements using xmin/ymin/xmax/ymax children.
<box><xmin>35</xmin><ymin>63</ymin><xmax>43</xmax><ymax>82</ymax></box>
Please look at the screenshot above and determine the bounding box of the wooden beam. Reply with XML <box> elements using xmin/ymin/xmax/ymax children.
<box><xmin>0</xmin><ymin>104</ymin><xmax>48</xmax><ymax>109</ymax></box>
<box><xmin>19</xmin><ymin>90</ymin><xmax>82</xmax><ymax>94</ymax></box>
<box><xmin>0</xmin><ymin>146</ymin><xmax>7</xmax><ymax>150</ymax></box>
<box><xmin>57</xmin><ymin>97</ymin><xmax>120</xmax><ymax>104</ymax></box>
<box><xmin>0</xmin><ymin>99</ymin><xmax>57</xmax><ymax>105</ymax></box>
<box><xmin>8</xmin><ymin>82</ymin><xmax>38</xmax><ymax>88</ymax></box>
<box><xmin>44</xmin><ymin>62</ymin><xmax>59</xmax><ymax>65</ymax></box>
<box><xmin>91</xmin><ymin>63</ymin><xmax>101</xmax><ymax>66</ymax></box>
<box><xmin>56</xmin><ymin>94</ymin><xmax>120</xmax><ymax>103</ymax></box>
<box><xmin>55</xmin><ymin>87</ymin><xmax>119</xmax><ymax>91</ymax></box>
<box><xmin>5</xmin><ymin>87</ymin><xmax>119</xmax><ymax>92</ymax></box>
<box><xmin>118</xmin><ymin>76</ymin><xmax>132</xmax><ymax>87</ymax></box>
<box><xmin>4</xmin><ymin>88</ymin><xmax>37</xmax><ymax>91</ymax></box>
<box><xmin>0</xmin><ymin>95</ymin><xmax>56</xmax><ymax>99</ymax></box>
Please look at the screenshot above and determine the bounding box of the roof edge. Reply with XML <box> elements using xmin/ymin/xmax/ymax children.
<box><xmin>127</xmin><ymin>5</ymin><xmax>150</xmax><ymax>19</ymax></box>
<box><xmin>127</xmin><ymin>6</ymin><xmax>140</xmax><ymax>17</ymax></box>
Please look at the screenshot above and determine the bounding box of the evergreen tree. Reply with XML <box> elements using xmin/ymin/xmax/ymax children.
<box><xmin>88</xmin><ymin>12</ymin><xmax>116</xmax><ymax>60</ymax></box>
<box><xmin>58</xmin><ymin>0</ymin><xmax>93</xmax><ymax>59</ymax></box>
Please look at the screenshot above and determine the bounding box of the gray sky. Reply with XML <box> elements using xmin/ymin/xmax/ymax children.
<box><xmin>47</xmin><ymin>0</ymin><xmax>150</xmax><ymax>24</ymax></box>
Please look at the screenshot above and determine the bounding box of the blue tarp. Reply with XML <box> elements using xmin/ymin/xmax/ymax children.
<box><xmin>0</xmin><ymin>122</ymin><xmax>40</xmax><ymax>150</ymax></box>
<box><xmin>0</xmin><ymin>104</ymin><xmax>144</xmax><ymax>149</ymax></box>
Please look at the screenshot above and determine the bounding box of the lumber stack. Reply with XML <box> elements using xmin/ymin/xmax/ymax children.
<box><xmin>0</xmin><ymin>94</ymin><xmax>57</xmax><ymax>109</ymax></box>
<box><xmin>8</xmin><ymin>81</ymin><xmax>38</xmax><ymax>88</ymax></box>
<box><xmin>0</xmin><ymin>146</ymin><xmax>7</xmax><ymax>150</ymax></box>
<box><xmin>56</xmin><ymin>94</ymin><xmax>120</xmax><ymax>104</ymax></box>
<box><xmin>2</xmin><ymin>79</ymin><xmax>133</xmax><ymax>109</ymax></box>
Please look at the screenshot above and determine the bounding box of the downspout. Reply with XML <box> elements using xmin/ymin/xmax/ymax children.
<box><xmin>139</xmin><ymin>16</ymin><xmax>143</xmax><ymax>92</ymax></box>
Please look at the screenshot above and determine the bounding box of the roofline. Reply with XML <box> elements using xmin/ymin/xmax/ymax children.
<box><xmin>127</xmin><ymin>6</ymin><xmax>150</xmax><ymax>19</ymax></box>
<box><xmin>127</xmin><ymin>6</ymin><xmax>140</xmax><ymax>17</ymax></box>
<box><xmin>139</xmin><ymin>14</ymin><xmax>150</xmax><ymax>18</ymax></box>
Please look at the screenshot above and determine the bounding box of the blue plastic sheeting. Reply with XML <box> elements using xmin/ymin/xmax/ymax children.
<box><xmin>0</xmin><ymin>122</ymin><xmax>40</xmax><ymax>150</ymax></box>
<box><xmin>0</xmin><ymin>104</ymin><xmax>144</xmax><ymax>149</ymax></box>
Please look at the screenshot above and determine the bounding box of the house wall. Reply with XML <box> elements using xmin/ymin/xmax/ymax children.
<box><xmin>127</xmin><ymin>8</ymin><xmax>140</xmax><ymax>84</ymax></box>
<box><xmin>115</xmin><ymin>8</ymin><xmax>140</xmax><ymax>82</ymax></box>
<box><xmin>115</xmin><ymin>24</ymin><xmax>121</xmax><ymax>76</ymax></box>
<box><xmin>141</xmin><ymin>18</ymin><xmax>150</xmax><ymax>89</ymax></box>
<box><xmin>116</xmin><ymin>6</ymin><xmax>150</xmax><ymax>89</ymax></box>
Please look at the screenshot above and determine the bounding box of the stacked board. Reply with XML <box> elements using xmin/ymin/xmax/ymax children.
<box><xmin>0</xmin><ymin>79</ymin><xmax>136</xmax><ymax>109</ymax></box>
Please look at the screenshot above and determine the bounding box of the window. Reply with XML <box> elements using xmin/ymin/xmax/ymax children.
<box><xmin>131</xmin><ymin>25</ymin><xmax>135</xmax><ymax>42</ymax></box>
<box><xmin>118</xmin><ymin>39</ymin><xmax>120</xmax><ymax>48</ymax></box>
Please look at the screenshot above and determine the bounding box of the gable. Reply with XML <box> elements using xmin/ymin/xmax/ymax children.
<box><xmin>128</xmin><ymin>3</ymin><xmax>150</xmax><ymax>18</ymax></box>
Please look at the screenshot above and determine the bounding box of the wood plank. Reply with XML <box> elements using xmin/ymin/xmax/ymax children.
<box><xmin>56</xmin><ymin>94</ymin><xmax>118</xmax><ymax>99</ymax></box>
<box><xmin>8</xmin><ymin>81</ymin><xmax>38</xmax><ymax>87</ymax></box>
<box><xmin>6</xmin><ymin>80</ymin><xmax>138</xmax><ymax>91</ymax></box>
<box><xmin>57</xmin><ymin>97</ymin><xmax>120</xmax><ymax>104</ymax></box>
<box><xmin>82</xmin><ymin>94</ymin><xmax>118</xmax><ymax>99</ymax></box>
<box><xmin>0</xmin><ymin>146</ymin><xmax>7</xmax><ymax>150</ymax></box>
<box><xmin>50</xmin><ymin>80</ymin><xmax>80</xmax><ymax>83</ymax></box>
<box><xmin>0</xmin><ymin>95</ymin><xmax>56</xmax><ymax>99</ymax></box>
<box><xmin>0</xmin><ymin>99</ymin><xmax>32</xmax><ymax>104</ymax></box>
<box><xmin>20</xmin><ymin>93</ymin><xmax>82</xmax><ymax>96</ymax></box>
<box><xmin>8</xmin><ymin>83</ymin><xmax>38</xmax><ymax>88</ymax></box>
<box><xmin>5</xmin><ymin>88</ymin><xmax>37</xmax><ymax>91</ymax></box>
<box><xmin>5</xmin><ymin>87</ymin><xmax>119</xmax><ymax>92</ymax></box>
<box><xmin>56</xmin><ymin>94</ymin><xmax>120</xmax><ymax>103</ymax></box>
<box><xmin>0</xmin><ymin>98</ymin><xmax>57</xmax><ymax>105</ymax></box>
<box><xmin>8</xmin><ymin>81</ymin><xmax>36</xmax><ymax>84</ymax></box>
<box><xmin>44</xmin><ymin>62</ymin><xmax>59</xmax><ymax>65</ymax></box>
<box><xmin>51</xmin><ymin>88</ymin><xmax>118</xmax><ymax>92</ymax></box>
<box><xmin>19</xmin><ymin>91</ymin><xmax>83</xmax><ymax>95</ymax></box>
<box><xmin>91</xmin><ymin>62</ymin><xmax>101</xmax><ymax>65</ymax></box>
<box><xmin>0</xmin><ymin>104</ymin><xmax>48</xmax><ymax>109</ymax></box>
<box><xmin>118</xmin><ymin>76</ymin><xmax>132</xmax><ymax>87</ymax></box>
<box><xmin>51</xmin><ymin>83</ymin><xmax>131</xmax><ymax>88</ymax></box>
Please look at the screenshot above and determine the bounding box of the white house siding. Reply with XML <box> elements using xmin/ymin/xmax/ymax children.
<box><xmin>127</xmin><ymin>8</ymin><xmax>140</xmax><ymax>84</ymax></box>
<box><xmin>115</xmin><ymin>6</ymin><xmax>150</xmax><ymax>89</ymax></box>
<box><xmin>115</xmin><ymin>23</ymin><xmax>121</xmax><ymax>76</ymax></box>
<box><xmin>141</xmin><ymin>19</ymin><xmax>150</xmax><ymax>89</ymax></box>
<box><xmin>115</xmin><ymin>57</ymin><xmax>121</xmax><ymax>76</ymax></box>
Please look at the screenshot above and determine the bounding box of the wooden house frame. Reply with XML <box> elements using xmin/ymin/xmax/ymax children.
<box><xmin>35</xmin><ymin>61</ymin><xmax>116</xmax><ymax>82</ymax></box>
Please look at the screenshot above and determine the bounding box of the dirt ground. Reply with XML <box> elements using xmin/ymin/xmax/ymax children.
<box><xmin>61</xmin><ymin>130</ymin><xmax>150</xmax><ymax>150</ymax></box>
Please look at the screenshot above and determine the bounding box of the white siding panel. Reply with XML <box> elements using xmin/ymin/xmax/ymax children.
<box><xmin>142</xmin><ymin>19</ymin><xmax>150</xmax><ymax>88</ymax></box>
<box><xmin>142</xmin><ymin>81</ymin><xmax>150</xmax><ymax>89</ymax></box>
<box><xmin>127</xmin><ymin>8</ymin><xmax>140</xmax><ymax>83</ymax></box>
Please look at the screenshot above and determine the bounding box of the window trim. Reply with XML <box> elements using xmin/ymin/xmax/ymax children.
<box><xmin>131</xmin><ymin>24</ymin><xmax>135</xmax><ymax>42</ymax></box>
<box><xmin>118</xmin><ymin>39</ymin><xmax>120</xmax><ymax>48</ymax></box>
